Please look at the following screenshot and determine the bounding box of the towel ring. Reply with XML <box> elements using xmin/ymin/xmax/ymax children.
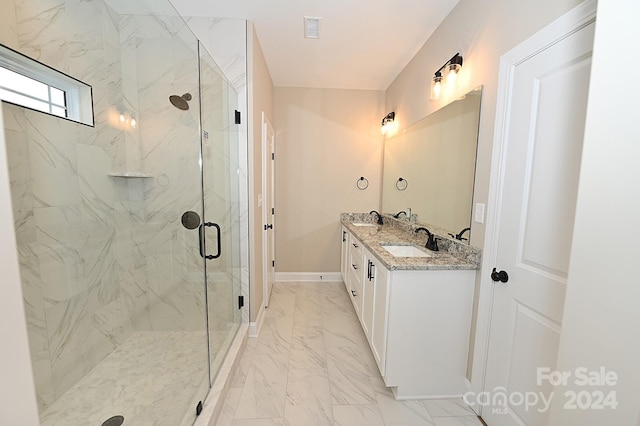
<box><xmin>356</xmin><ymin>176</ymin><xmax>369</xmax><ymax>190</ymax></box>
<box><xmin>395</xmin><ymin>177</ymin><xmax>408</xmax><ymax>191</ymax></box>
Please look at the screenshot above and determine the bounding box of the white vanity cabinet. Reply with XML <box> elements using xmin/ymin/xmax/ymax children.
<box><xmin>341</xmin><ymin>230</ymin><xmax>476</xmax><ymax>399</ymax></box>
<box><xmin>382</xmin><ymin>268</ymin><xmax>475</xmax><ymax>398</ymax></box>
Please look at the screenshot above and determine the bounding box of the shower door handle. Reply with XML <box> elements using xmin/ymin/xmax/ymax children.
<box><xmin>199</xmin><ymin>222</ymin><xmax>221</xmax><ymax>260</ymax></box>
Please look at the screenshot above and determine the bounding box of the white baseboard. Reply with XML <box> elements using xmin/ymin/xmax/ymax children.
<box><xmin>249</xmin><ymin>303</ymin><xmax>265</xmax><ymax>337</ymax></box>
<box><xmin>274</xmin><ymin>272</ymin><xmax>342</xmax><ymax>282</ymax></box>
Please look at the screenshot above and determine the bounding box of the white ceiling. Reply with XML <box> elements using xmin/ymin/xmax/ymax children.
<box><xmin>170</xmin><ymin>0</ymin><xmax>461</xmax><ymax>91</ymax></box>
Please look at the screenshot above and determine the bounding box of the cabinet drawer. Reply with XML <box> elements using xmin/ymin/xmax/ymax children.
<box><xmin>349</xmin><ymin>241</ymin><xmax>364</xmax><ymax>280</ymax></box>
<box><xmin>350</xmin><ymin>238</ymin><xmax>363</xmax><ymax>260</ymax></box>
<box><xmin>348</xmin><ymin>266</ymin><xmax>363</xmax><ymax>316</ymax></box>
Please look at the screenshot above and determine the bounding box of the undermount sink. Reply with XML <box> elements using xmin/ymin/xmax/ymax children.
<box><xmin>382</xmin><ymin>244</ymin><xmax>434</xmax><ymax>258</ymax></box>
<box><xmin>351</xmin><ymin>222</ymin><xmax>377</xmax><ymax>227</ymax></box>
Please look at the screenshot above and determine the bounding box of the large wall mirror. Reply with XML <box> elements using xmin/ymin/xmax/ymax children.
<box><xmin>382</xmin><ymin>86</ymin><xmax>482</xmax><ymax>243</ymax></box>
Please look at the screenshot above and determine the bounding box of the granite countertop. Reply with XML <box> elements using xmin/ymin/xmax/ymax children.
<box><xmin>341</xmin><ymin>213</ymin><xmax>481</xmax><ymax>271</ymax></box>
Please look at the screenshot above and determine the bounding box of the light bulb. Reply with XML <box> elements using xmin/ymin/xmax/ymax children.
<box><xmin>430</xmin><ymin>73</ymin><xmax>443</xmax><ymax>100</ymax></box>
<box><xmin>130</xmin><ymin>118</ymin><xmax>137</xmax><ymax>128</ymax></box>
<box><xmin>387</xmin><ymin>120</ymin><xmax>397</xmax><ymax>135</ymax></box>
<box><xmin>446</xmin><ymin>62</ymin><xmax>461</xmax><ymax>89</ymax></box>
<box><xmin>447</xmin><ymin>69</ymin><xmax>457</xmax><ymax>87</ymax></box>
<box><xmin>433</xmin><ymin>80</ymin><xmax>442</xmax><ymax>98</ymax></box>
<box><xmin>119</xmin><ymin>113</ymin><xmax>125</xmax><ymax>123</ymax></box>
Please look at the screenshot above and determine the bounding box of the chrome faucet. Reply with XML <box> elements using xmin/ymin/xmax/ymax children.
<box><xmin>369</xmin><ymin>210</ymin><xmax>383</xmax><ymax>225</ymax></box>
<box><xmin>415</xmin><ymin>227</ymin><xmax>439</xmax><ymax>251</ymax></box>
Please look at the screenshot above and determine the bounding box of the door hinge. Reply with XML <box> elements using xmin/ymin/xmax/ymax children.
<box><xmin>235</xmin><ymin>110</ymin><xmax>241</xmax><ymax>124</ymax></box>
<box><xmin>271</xmin><ymin>152</ymin><xmax>274</xmax><ymax>160</ymax></box>
<box><xmin>272</xmin><ymin>260</ymin><xmax>275</xmax><ymax>268</ymax></box>
<box><xmin>264</xmin><ymin>224</ymin><xmax>273</xmax><ymax>230</ymax></box>
<box><xmin>238</xmin><ymin>295</ymin><xmax>244</xmax><ymax>309</ymax></box>
<box><xmin>196</xmin><ymin>401</ymin><xmax>203</xmax><ymax>416</ymax></box>
<box><xmin>271</xmin><ymin>207</ymin><xmax>275</xmax><ymax>215</ymax></box>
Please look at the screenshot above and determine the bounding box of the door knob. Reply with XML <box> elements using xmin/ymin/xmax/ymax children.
<box><xmin>491</xmin><ymin>268</ymin><xmax>509</xmax><ymax>283</ymax></box>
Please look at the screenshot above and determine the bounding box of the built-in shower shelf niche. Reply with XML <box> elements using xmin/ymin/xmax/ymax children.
<box><xmin>108</xmin><ymin>172</ymin><xmax>154</xmax><ymax>178</ymax></box>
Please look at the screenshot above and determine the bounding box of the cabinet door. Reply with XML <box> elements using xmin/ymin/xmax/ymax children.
<box><xmin>371</xmin><ymin>262</ymin><xmax>389</xmax><ymax>375</ymax></box>
<box><xmin>361</xmin><ymin>251</ymin><xmax>376</xmax><ymax>338</ymax></box>
<box><xmin>340</xmin><ymin>227</ymin><xmax>349</xmax><ymax>286</ymax></box>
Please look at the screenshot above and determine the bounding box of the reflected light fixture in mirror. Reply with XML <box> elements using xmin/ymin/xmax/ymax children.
<box><xmin>115</xmin><ymin>110</ymin><xmax>137</xmax><ymax>130</ymax></box>
<box><xmin>381</xmin><ymin>111</ymin><xmax>396</xmax><ymax>135</ymax></box>
<box><xmin>430</xmin><ymin>53</ymin><xmax>463</xmax><ymax>100</ymax></box>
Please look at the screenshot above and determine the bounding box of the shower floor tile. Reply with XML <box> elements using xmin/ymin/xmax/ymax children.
<box><xmin>40</xmin><ymin>331</ymin><xmax>209</xmax><ymax>426</ymax></box>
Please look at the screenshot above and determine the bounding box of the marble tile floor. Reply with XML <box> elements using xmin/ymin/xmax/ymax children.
<box><xmin>40</xmin><ymin>330</ymin><xmax>213</xmax><ymax>426</ymax></box>
<box><xmin>217</xmin><ymin>281</ymin><xmax>485</xmax><ymax>426</ymax></box>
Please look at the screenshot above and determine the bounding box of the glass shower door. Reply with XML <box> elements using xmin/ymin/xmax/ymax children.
<box><xmin>4</xmin><ymin>1</ymin><xmax>213</xmax><ymax>425</ymax></box>
<box><xmin>198</xmin><ymin>43</ymin><xmax>243</xmax><ymax>382</ymax></box>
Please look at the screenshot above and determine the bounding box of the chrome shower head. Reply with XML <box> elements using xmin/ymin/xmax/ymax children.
<box><xmin>169</xmin><ymin>93</ymin><xmax>192</xmax><ymax>110</ymax></box>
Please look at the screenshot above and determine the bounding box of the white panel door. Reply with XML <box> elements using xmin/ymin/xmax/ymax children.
<box><xmin>262</xmin><ymin>114</ymin><xmax>276</xmax><ymax>307</ymax></box>
<box><xmin>266</xmin><ymin>123</ymin><xmax>275</xmax><ymax>303</ymax></box>
<box><xmin>483</xmin><ymin>21</ymin><xmax>594</xmax><ymax>425</ymax></box>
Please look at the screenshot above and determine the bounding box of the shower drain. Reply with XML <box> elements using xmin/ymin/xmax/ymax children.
<box><xmin>101</xmin><ymin>415</ymin><xmax>124</xmax><ymax>426</ymax></box>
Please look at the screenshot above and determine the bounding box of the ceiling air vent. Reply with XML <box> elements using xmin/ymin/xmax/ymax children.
<box><xmin>304</xmin><ymin>16</ymin><xmax>321</xmax><ymax>39</ymax></box>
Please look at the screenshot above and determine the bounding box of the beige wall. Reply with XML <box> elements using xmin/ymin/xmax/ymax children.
<box><xmin>384</xmin><ymin>0</ymin><xmax>583</xmax><ymax>383</ymax></box>
<box><xmin>247</xmin><ymin>23</ymin><xmax>273</xmax><ymax>321</ymax></box>
<box><xmin>273</xmin><ymin>87</ymin><xmax>385</xmax><ymax>273</ymax></box>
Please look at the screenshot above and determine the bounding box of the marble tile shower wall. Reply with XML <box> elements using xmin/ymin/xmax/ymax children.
<box><xmin>1</xmin><ymin>0</ymin><xmax>220</xmax><ymax>411</ymax></box>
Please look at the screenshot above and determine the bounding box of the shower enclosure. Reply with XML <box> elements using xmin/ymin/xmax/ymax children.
<box><xmin>1</xmin><ymin>0</ymin><xmax>246</xmax><ymax>424</ymax></box>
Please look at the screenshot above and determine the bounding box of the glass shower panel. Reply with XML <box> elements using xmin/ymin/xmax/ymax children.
<box><xmin>1</xmin><ymin>0</ymin><xmax>211</xmax><ymax>424</ymax></box>
<box><xmin>199</xmin><ymin>44</ymin><xmax>243</xmax><ymax>382</ymax></box>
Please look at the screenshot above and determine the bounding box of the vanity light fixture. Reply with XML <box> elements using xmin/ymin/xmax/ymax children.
<box><xmin>430</xmin><ymin>53</ymin><xmax>463</xmax><ymax>100</ymax></box>
<box><xmin>381</xmin><ymin>111</ymin><xmax>395</xmax><ymax>135</ymax></box>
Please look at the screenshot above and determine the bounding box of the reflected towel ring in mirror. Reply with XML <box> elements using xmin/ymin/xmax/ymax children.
<box><xmin>396</xmin><ymin>177</ymin><xmax>408</xmax><ymax>191</ymax></box>
<box><xmin>356</xmin><ymin>176</ymin><xmax>369</xmax><ymax>190</ymax></box>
